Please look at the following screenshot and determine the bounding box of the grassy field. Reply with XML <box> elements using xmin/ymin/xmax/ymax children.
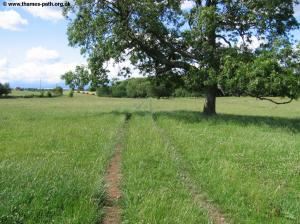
<box><xmin>122</xmin><ymin>115</ymin><xmax>209</xmax><ymax>223</ymax></box>
<box><xmin>0</xmin><ymin>93</ymin><xmax>299</xmax><ymax>223</ymax></box>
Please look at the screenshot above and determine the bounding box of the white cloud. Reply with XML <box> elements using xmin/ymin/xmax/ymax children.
<box><xmin>104</xmin><ymin>58</ymin><xmax>142</xmax><ymax>80</ymax></box>
<box><xmin>0</xmin><ymin>10</ymin><xmax>28</xmax><ymax>31</ymax></box>
<box><xmin>15</xmin><ymin>0</ymin><xmax>64</xmax><ymax>21</ymax></box>
<box><xmin>248</xmin><ymin>37</ymin><xmax>264</xmax><ymax>49</ymax></box>
<box><xmin>0</xmin><ymin>48</ymin><xmax>81</xmax><ymax>84</ymax></box>
<box><xmin>181</xmin><ymin>0</ymin><xmax>196</xmax><ymax>11</ymax></box>
<box><xmin>236</xmin><ymin>36</ymin><xmax>265</xmax><ymax>50</ymax></box>
<box><xmin>0</xmin><ymin>46</ymin><xmax>142</xmax><ymax>86</ymax></box>
<box><xmin>26</xmin><ymin>46</ymin><xmax>60</xmax><ymax>62</ymax></box>
<box><xmin>294</xmin><ymin>4</ymin><xmax>300</xmax><ymax>17</ymax></box>
<box><xmin>8</xmin><ymin>61</ymin><xmax>77</xmax><ymax>83</ymax></box>
<box><xmin>0</xmin><ymin>58</ymin><xmax>8</xmax><ymax>67</ymax></box>
<box><xmin>217</xmin><ymin>35</ymin><xmax>265</xmax><ymax>50</ymax></box>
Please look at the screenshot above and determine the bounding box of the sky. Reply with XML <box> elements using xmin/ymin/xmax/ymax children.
<box><xmin>0</xmin><ymin>1</ymin><xmax>300</xmax><ymax>89</ymax></box>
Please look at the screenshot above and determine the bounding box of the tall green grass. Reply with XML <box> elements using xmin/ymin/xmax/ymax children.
<box><xmin>1</xmin><ymin>95</ymin><xmax>299</xmax><ymax>223</ymax></box>
<box><xmin>0</xmin><ymin>96</ymin><xmax>126</xmax><ymax>223</ymax></box>
<box><xmin>121</xmin><ymin>115</ymin><xmax>209</xmax><ymax>223</ymax></box>
<box><xmin>155</xmin><ymin>111</ymin><xmax>300</xmax><ymax>223</ymax></box>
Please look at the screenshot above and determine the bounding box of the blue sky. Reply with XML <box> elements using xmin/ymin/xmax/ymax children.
<box><xmin>0</xmin><ymin>0</ymin><xmax>86</xmax><ymax>88</ymax></box>
<box><xmin>0</xmin><ymin>0</ymin><xmax>300</xmax><ymax>88</ymax></box>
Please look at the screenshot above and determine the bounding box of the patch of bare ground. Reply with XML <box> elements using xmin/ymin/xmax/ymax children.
<box><xmin>102</xmin><ymin>144</ymin><xmax>122</xmax><ymax>224</ymax></box>
<box><xmin>102</xmin><ymin>114</ymin><xmax>130</xmax><ymax>224</ymax></box>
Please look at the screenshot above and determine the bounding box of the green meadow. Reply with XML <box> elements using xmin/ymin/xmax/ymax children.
<box><xmin>0</xmin><ymin>93</ymin><xmax>299</xmax><ymax>223</ymax></box>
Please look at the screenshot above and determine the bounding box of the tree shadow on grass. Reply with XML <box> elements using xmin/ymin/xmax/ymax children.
<box><xmin>0</xmin><ymin>96</ymin><xmax>24</xmax><ymax>99</ymax></box>
<box><xmin>50</xmin><ymin>109</ymin><xmax>300</xmax><ymax>133</ymax></box>
<box><xmin>152</xmin><ymin>110</ymin><xmax>300</xmax><ymax>133</ymax></box>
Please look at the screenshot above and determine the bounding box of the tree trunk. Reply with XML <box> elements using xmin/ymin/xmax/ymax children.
<box><xmin>203</xmin><ymin>87</ymin><xmax>217</xmax><ymax>115</ymax></box>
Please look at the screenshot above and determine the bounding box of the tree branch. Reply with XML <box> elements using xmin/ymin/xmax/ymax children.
<box><xmin>152</xmin><ymin>32</ymin><xmax>198</xmax><ymax>60</ymax></box>
<box><xmin>216</xmin><ymin>35</ymin><xmax>232</xmax><ymax>47</ymax></box>
<box><xmin>256</xmin><ymin>96</ymin><xmax>294</xmax><ymax>105</ymax></box>
<box><xmin>128</xmin><ymin>31</ymin><xmax>195</xmax><ymax>72</ymax></box>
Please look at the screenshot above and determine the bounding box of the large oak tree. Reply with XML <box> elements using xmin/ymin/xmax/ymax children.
<box><xmin>65</xmin><ymin>0</ymin><xmax>300</xmax><ymax>115</ymax></box>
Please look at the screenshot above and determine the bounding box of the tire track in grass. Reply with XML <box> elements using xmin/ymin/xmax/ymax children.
<box><xmin>102</xmin><ymin>143</ymin><xmax>122</xmax><ymax>224</ymax></box>
<box><xmin>149</xmin><ymin>99</ymin><xmax>229</xmax><ymax>224</ymax></box>
<box><xmin>102</xmin><ymin>98</ymin><xmax>145</xmax><ymax>224</ymax></box>
<box><xmin>102</xmin><ymin>113</ymin><xmax>131</xmax><ymax>224</ymax></box>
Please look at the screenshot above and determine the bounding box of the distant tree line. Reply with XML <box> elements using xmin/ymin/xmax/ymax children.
<box><xmin>4</xmin><ymin>85</ymin><xmax>64</xmax><ymax>98</ymax></box>
<box><xmin>15</xmin><ymin>87</ymin><xmax>46</xmax><ymax>92</ymax></box>
<box><xmin>0</xmin><ymin>83</ymin><xmax>11</xmax><ymax>97</ymax></box>
<box><xmin>96</xmin><ymin>77</ymin><xmax>203</xmax><ymax>98</ymax></box>
<box><xmin>61</xmin><ymin>66</ymin><xmax>205</xmax><ymax>98</ymax></box>
<box><xmin>23</xmin><ymin>87</ymin><xmax>64</xmax><ymax>98</ymax></box>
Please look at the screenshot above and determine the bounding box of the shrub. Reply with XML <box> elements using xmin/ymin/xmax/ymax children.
<box><xmin>46</xmin><ymin>91</ymin><xmax>52</xmax><ymax>97</ymax></box>
<box><xmin>96</xmin><ymin>86</ymin><xmax>111</xmax><ymax>97</ymax></box>
<box><xmin>68</xmin><ymin>90</ymin><xmax>74</xmax><ymax>97</ymax></box>
<box><xmin>126</xmin><ymin>80</ymin><xmax>138</xmax><ymax>98</ymax></box>
<box><xmin>124</xmin><ymin>78</ymin><xmax>151</xmax><ymax>98</ymax></box>
<box><xmin>190</xmin><ymin>91</ymin><xmax>202</xmax><ymax>97</ymax></box>
<box><xmin>0</xmin><ymin>83</ymin><xmax>11</xmax><ymax>96</ymax></box>
<box><xmin>174</xmin><ymin>88</ymin><xmax>190</xmax><ymax>97</ymax></box>
<box><xmin>111</xmin><ymin>84</ymin><xmax>127</xmax><ymax>97</ymax></box>
<box><xmin>89</xmin><ymin>86</ymin><xmax>96</xmax><ymax>91</ymax></box>
<box><xmin>52</xmin><ymin>86</ymin><xmax>63</xmax><ymax>96</ymax></box>
<box><xmin>149</xmin><ymin>83</ymin><xmax>170</xmax><ymax>99</ymax></box>
<box><xmin>39</xmin><ymin>91</ymin><xmax>45</xmax><ymax>98</ymax></box>
<box><xmin>23</xmin><ymin>94</ymin><xmax>34</xmax><ymax>98</ymax></box>
<box><xmin>138</xmin><ymin>81</ymin><xmax>152</xmax><ymax>97</ymax></box>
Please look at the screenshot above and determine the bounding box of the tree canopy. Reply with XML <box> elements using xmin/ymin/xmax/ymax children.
<box><xmin>65</xmin><ymin>0</ymin><xmax>300</xmax><ymax>114</ymax></box>
<box><xmin>61</xmin><ymin>65</ymin><xmax>90</xmax><ymax>91</ymax></box>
